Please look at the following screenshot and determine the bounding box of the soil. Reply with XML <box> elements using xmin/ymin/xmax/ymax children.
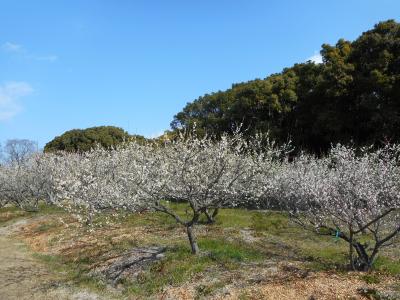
<box><xmin>0</xmin><ymin>218</ymin><xmax>104</xmax><ymax>300</ymax></box>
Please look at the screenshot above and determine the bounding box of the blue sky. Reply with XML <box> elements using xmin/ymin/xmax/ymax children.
<box><xmin>0</xmin><ymin>0</ymin><xmax>399</xmax><ymax>148</ymax></box>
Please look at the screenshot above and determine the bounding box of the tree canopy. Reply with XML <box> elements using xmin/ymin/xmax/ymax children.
<box><xmin>171</xmin><ymin>20</ymin><xmax>400</xmax><ymax>153</ymax></box>
<box><xmin>44</xmin><ymin>126</ymin><xmax>145</xmax><ymax>152</ymax></box>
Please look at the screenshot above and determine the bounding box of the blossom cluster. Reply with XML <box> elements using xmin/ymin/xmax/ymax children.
<box><xmin>272</xmin><ymin>144</ymin><xmax>400</xmax><ymax>270</ymax></box>
<box><xmin>0</xmin><ymin>133</ymin><xmax>399</xmax><ymax>264</ymax></box>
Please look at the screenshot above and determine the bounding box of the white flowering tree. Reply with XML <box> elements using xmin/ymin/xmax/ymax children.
<box><xmin>0</xmin><ymin>153</ymin><xmax>56</xmax><ymax>210</ymax></box>
<box><xmin>0</xmin><ymin>165</ymin><xmax>8</xmax><ymax>208</ymax></box>
<box><xmin>0</xmin><ymin>126</ymin><xmax>290</xmax><ymax>256</ymax></box>
<box><xmin>275</xmin><ymin>145</ymin><xmax>400</xmax><ymax>271</ymax></box>
<box><xmin>50</xmin><ymin>147</ymin><xmax>136</xmax><ymax>225</ymax></box>
<box><xmin>22</xmin><ymin>153</ymin><xmax>67</xmax><ymax>206</ymax></box>
<box><xmin>0</xmin><ymin>162</ymin><xmax>35</xmax><ymax>210</ymax></box>
<box><xmin>113</xmin><ymin>132</ymin><xmax>265</xmax><ymax>253</ymax></box>
<box><xmin>168</xmin><ymin>133</ymin><xmax>259</xmax><ymax>253</ymax></box>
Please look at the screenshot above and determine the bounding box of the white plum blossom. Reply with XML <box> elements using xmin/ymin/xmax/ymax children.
<box><xmin>1</xmin><ymin>131</ymin><xmax>399</xmax><ymax>266</ymax></box>
<box><xmin>273</xmin><ymin>144</ymin><xmax>400</xmax><ymax>271</ymax></box>
<box><xmin>113</xmin><ymin>130</ymin><xmax>284</xmax><ymax>253</ymax></box>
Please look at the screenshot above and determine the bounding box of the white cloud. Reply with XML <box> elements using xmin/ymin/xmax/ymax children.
<box><xmin>2</xmin><ymin>41</ymin><xmax>58</xmax><ymax>62</ymax></box>
<box><xmin>307</xmin><ymin>52</ymin><xmax>323</xmax><ymax>64</ymax></box>
<box><xmin>35</xmin><ymin>55</ymin><xmax>58</xmax><ymax>62</ymax></box>
<box><xmin>2</xmin><ymin>42</ymin><xmax>24</xmax><ymax>53</ymax></box>
<box><xmin>0</xmin><ymin>82</ymin><xmax>33</xmax><ymax>121</ymax></box>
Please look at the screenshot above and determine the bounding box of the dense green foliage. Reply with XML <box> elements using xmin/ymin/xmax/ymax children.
<box><xmin>44</xmin><ymin>126</ymin><xmax>145</xmax><ymax>152</ymax></box>
<box><xmin>171</xmin><ymin>20</ymin><xmax>400</xmax><ymax>153</ymax></box>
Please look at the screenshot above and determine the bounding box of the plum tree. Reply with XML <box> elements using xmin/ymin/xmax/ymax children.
<box><xmin>274</xmin><ymin>144</ymin><xmax>400</xmax><ymax>271</ymax></box>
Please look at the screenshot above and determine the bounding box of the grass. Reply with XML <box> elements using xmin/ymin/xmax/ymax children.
<box><xmin>373</xmin><ymin>256</ymin><xmax>400</xmax><ymax>275</ymax></box>
<box><xmin>360</xmin><ymin>273</ymin><xmax>381</xmax><ymax>284</ymax></box>
<box><xmin>35</xmin><ymin>221</ymin><xmax>58</xmax><ymax>232</ymax></box>
<box><xmin>298</xmin><ymin>238</ymin><xmax>349</xmax><ymax>271</ymax></box>
<box><xmin>250</xmin><ymin>211</ymin><xmax>289</xmax><ymax>233</ymax></box>
<box><xmin>0</xmin><ymin>202</ymin><xmax>65</xmax><ymax>225</ymax></box>
<box><xmin>33</xmin><ymin>251</ymin><xmax>109</xmax><ymax>292</ymax></box>
<box><xmin>125</xmin><ymin>245</ymin><xmax>209</xmax><ymax>296</ymax></box>
<box><xmin>199</xmin><ymin>239</ymin><xmax>264</xmax><ymax>262</ymax></box>
<box><xmin>0</xmin><ymin>205</ymin><xmax>30</xmax><ymax>224</ymax></box>
<box><xmin>125</xmin><ymin>238</ymin><xmax>264</xmax><ymax>297</ymax></box>
<box><xmin>195</xmin><ymin>280</ymin><xmax>228</xmax><ymax>298</ymax></box>
<box><xmin>2</xmin><ymin>202</ymin><xmax>400</xmax><ymax>298</ymax></box>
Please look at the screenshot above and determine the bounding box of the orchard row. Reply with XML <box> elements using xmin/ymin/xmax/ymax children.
<box><xmin>1</xmin><ymin>132</ymin><xmax>399</xmax><ymax>271</ymax></box>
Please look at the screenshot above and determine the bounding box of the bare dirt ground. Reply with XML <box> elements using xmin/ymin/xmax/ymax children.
<box><xmin>0</xmin><ymin>218</ymin><xmax>103</xmax><ymax>300</ymax></box>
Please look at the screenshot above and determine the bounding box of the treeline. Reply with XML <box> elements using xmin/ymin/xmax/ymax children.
<box><xmin>44</xmin><ymin>126</ymin><xmax>146</xmax><ymax>152</ymax></box>
<box><xmin>44</xmin><ymin>20</ymin><xmax>400</xmax><ymax>154</ymax></box>
<box><xmin>171</xmin><ymin>20</ymin><xmax>400</xmax><ymax>153</ymax></box>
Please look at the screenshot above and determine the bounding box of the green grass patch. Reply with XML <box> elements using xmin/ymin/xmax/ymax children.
<box><xmin>33</xmin><ymin>252</ymin><xmax>64</xmax><ymax>265</ymax></box>
<box><xmin>125</xmin><ymin>238</ymin><xmax>264</xmax><ymax>297</ymax></box>
<box><xmin>33</xmin><ymin>252</ymin><xmax>107</xmax><ymax>291</ymax></box>
<box><xmin>213</xmin><ymin>208</ymin><xmax>258</xmax><ymax>228</ymax></box>
<box><xmin>373</xmin><ymin>256</ymin><xmax>400</xmax><ymax>275</ymax></box>
<box><xmin>125</xmin><ymin>244</ymin><xmax>210</xmax><ymax>296</ymax></box>
<box><xmin>122</xmin><ymin>210</ymin><xmax>180</xmax><ymax>228</ymax></box>
<box><xmin>360</xmin><ymin>273</ymin><xmax>381</xmax><ymax>284</ymax></box>
<box><xmin>0</xmin><ymin>205</ymin><xmax>22</xmax><ymax>214</ymax></box>
<box><xmin>199</xmin><ymin>238</ymin><xmax>264</xmax><ymax>263</ymax></box>
<box><xmin>298</xmin><ymin>238</ymin><xmax>349</xmax><ymax>271</ymax></box>
<box><xmin>250</xmin><ymin>211</ymin><xmax>289</xmax><ymax>233</ymax></box>
<box><xmin>36</xmin><ymin>202</ymin><xmax>65</xmax><ymax>214</ymax></box>
<box><xmin>123</xmin><ymin>202</ymin><xmax>286</xmax><ymax>231</ymax></box>
<box><xmin>34</xmin><ymin>221</ymin><xmax>59</xmax><ymax>233</ymax></box>
<box><xmin>0</xmin><ymin>203</ymin><xmax>66</xmax><ymax>225</ymax></box>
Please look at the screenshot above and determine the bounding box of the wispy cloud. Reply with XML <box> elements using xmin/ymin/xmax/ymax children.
<box><xmin>1</xmin><ymin>41</ymin><xmax>58</xmax><ymax>62</ymax></box>
<box><xmin>2</xmin><ymin>42</ymin><xmax>24</xmax><ymax>53</ymax></box>
<box><xmin>35</xmin><ymin>55</ymin><xmax>59</xmax><ymax>62</ymax></box>
<box><xmin>306</xmin><ymin>52</ymin><xmax>323</xmax><ymax>64</ymax></box>
<box><xmin>0</xmin><ymin>82</ymin><xmax>33</xmax><ymax>121</ymax></box>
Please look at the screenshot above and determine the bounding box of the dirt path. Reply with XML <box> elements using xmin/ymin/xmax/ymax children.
<box><xmin>0</xmin><ymin>218</ymin><xmax>104</xmax><ymax>300</ymax></box>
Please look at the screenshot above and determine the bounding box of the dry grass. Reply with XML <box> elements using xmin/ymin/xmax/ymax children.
<box><xmin>1</xmin><ymin>204</ymin><xmax>399</xmax><ymax>299</ymax></box>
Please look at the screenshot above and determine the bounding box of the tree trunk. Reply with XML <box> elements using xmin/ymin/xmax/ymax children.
<box><xmin>85</xmin><ymin>210</ymin><xmax>93</xmax><ymax>226</ymax></box>
<box><xmin>349</xmin><ymin>230</ymin><xmax>355</xmax><ymax>271</ymax></box>
<box><xmin>204</xmin><ymin>208</ymin><xmax>219</xmax><ymax>224</ymax></box>
<box><xmin>85</xmin><ymin>204</ymin><xmax>95</xmax><ymax>226</ymax></box>
<box><xmin>211</xmin><ymin>208</ymin><xmax>219</xmax><ymax>219</ymax></box>
<box><xmin>186</xmin><ymin>225</ymin><xmax>199</xmax><ymax>254</ymax></box>
<box><xmin>353</xmin><ymin>242</ymin><xmax>373</xmax><ymax>271</ymax></box>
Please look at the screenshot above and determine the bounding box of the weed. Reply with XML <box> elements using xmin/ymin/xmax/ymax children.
<box><xmin>361</xmin><ymin>273</ymin><xmax>381</xmax><ymax>284</ymax></box>
<box><xmin>373</xmin><ymin>256</ymin><xmax>400</xmax><ymax>275</ymax></box>
<box><xmin>250</xmin><ymin>211</ymin><xmax>288</xmax><ymax>233</ymax></box>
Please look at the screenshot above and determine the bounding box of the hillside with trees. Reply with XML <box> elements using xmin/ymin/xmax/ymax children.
<box><xmin>44</xmin><ymin>126</ymin><xmax>145</xmax><ymax>152</ymax></box>
<box><xmin>171</xmin><ymin>20</ymin><xmax>400</xmax><ymax>153</ymax></box>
